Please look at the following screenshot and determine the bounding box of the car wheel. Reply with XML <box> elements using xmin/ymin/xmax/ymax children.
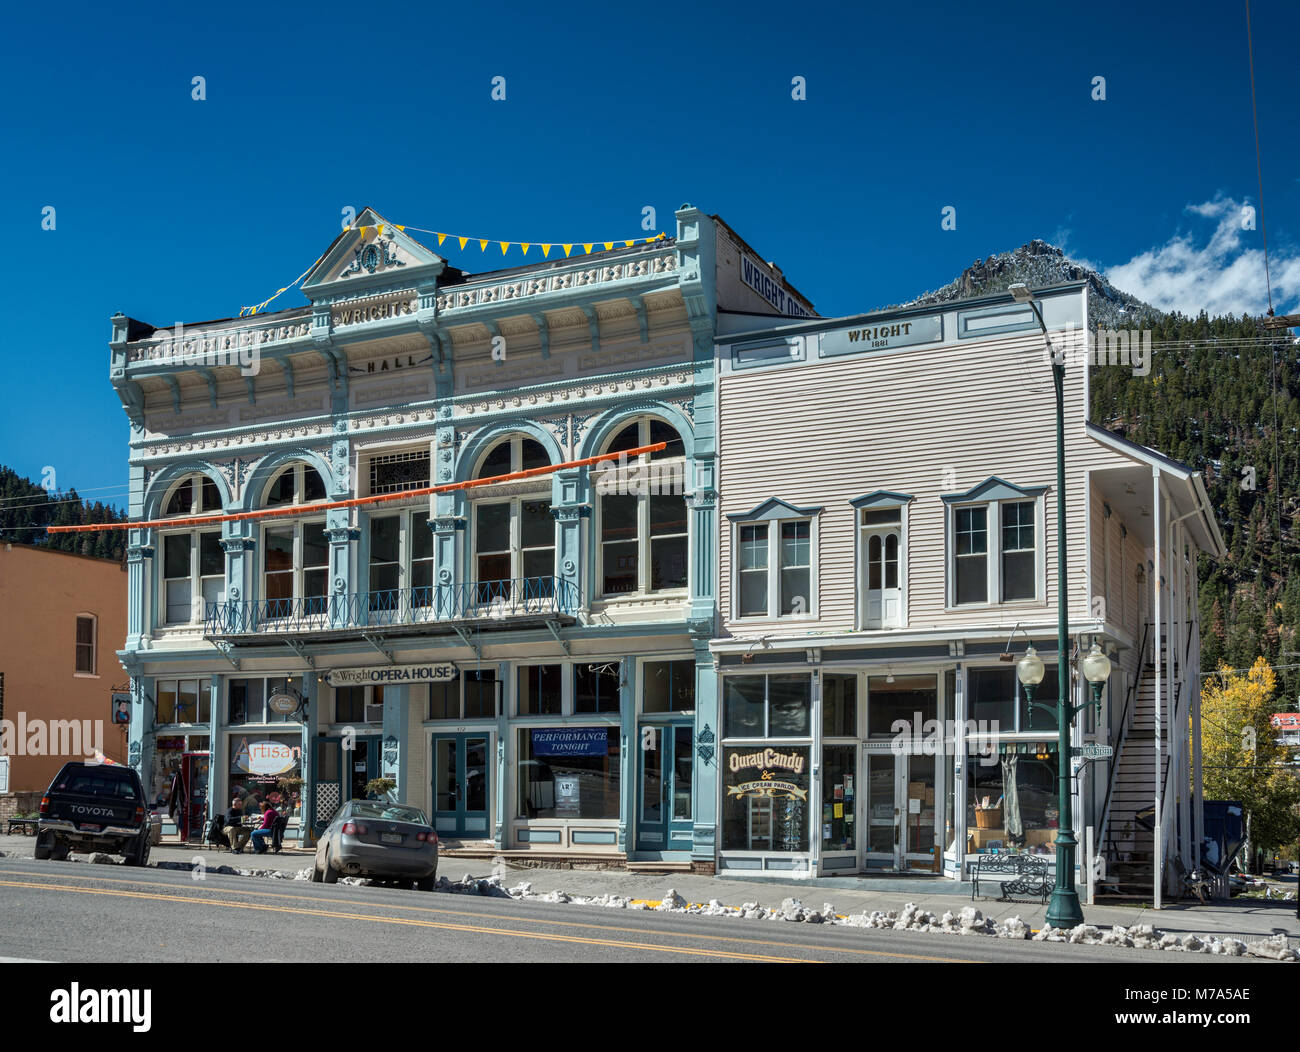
<box><xmin>416</xmin><ymin>874</ymin><xmax>435</xmax><ymax>892</ymax></box>
<box><xmin>34</xmin><ymin>833</ymin><xmax>53</xmax><ymax>860</ymax></box>
<box><xmin>50</xmin><ymin>842</ymin><xmax>70</xmax><ymax>862</ymax></box>
<box><xmin>310</xmin><ymin>856</ymin><xmax>323</xmax><ymax>882</ymax></box>
<box><xmin>321</xmin><ymin>845</ymin><xmax>339</xmax><ymax>884</ymax></box>
<box><xmin>125</xmin><ymin>833</ymin><xmax>149</xmax><ymax>867</ymax></box>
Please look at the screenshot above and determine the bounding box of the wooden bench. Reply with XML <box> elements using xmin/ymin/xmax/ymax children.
<box><xmin>6</xmin><ymin>818</ymin><xmax>38</xmax><ymax>836</ymax></box>
<box><xmin>971</xmin><ymin>853</ymin><xmax>1050</xmax><ymax>904</ymax></box>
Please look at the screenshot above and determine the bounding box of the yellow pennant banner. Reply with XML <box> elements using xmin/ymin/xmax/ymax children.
<box><xmin>241</xmin><ymin>221</ymin><xmax>668</xmax><ymax>317</ymax></box>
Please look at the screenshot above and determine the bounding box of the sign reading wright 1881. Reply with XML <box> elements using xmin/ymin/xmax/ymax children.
<box><xmin>820</xmin><ymin>313</ymin><xmax>943</xmax><ymax>357</ymax></box>
<box><xmin>326</xmin><ymin>663</ymin><xmax>457</xmax><ymax>687</ymax></box>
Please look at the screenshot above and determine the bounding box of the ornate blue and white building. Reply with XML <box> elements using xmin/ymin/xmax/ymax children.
<box><xmin>110</xmin><ymin>206</ymin><xmax>815</xmax><ymax>870</ymax></box>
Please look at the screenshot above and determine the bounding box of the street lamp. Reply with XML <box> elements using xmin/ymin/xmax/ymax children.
<box><xmin>1007</xmin><ymin>281</ymin><xmax>1085</xmax><ymax>928</ymax></box>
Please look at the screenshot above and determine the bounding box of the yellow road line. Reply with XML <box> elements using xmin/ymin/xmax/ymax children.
<box><xmin>0</xmin><ymin>878</ymin><xmax>810</xmax><ymax>962</ymax></box>
<box><xmin>0</xmin><ymin>867</ymin><xmax>977</xmax><ymax>963</ymax></box>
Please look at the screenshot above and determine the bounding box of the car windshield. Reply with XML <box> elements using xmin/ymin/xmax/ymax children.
<box><xmin>345</xmin><ymin>802</ymin><xmax>428</xmax><ymax>825</ymax></box>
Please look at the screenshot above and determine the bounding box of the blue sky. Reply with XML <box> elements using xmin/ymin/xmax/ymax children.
<box><xmin>1</xmin><ymin>0</ymin><xmax>1297</xmax><ymax>512</ymax></box>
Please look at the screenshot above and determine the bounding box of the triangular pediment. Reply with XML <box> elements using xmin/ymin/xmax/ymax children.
<box><xmin>303</xmin><ymin>208</ymin><xmax>445</xmax><ymax>299</ymax></box>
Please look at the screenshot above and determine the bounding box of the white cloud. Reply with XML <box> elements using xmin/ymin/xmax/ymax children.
<box><xmin>1102</xmin><ymin>195</ymin><xmax>1300</xmax><ymax>317</ymax></box>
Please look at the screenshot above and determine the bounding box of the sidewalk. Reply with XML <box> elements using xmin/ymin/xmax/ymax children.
<box><xmin>3</xmin><ymin>833</ymin><xmax>1295</xmax><ymax>944</ymax></box>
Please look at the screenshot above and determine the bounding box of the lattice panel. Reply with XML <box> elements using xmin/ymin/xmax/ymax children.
<box><xmin>316</xmin><ymin>783</ymin><xmax>341</xmax><ymax>828</ymax></box>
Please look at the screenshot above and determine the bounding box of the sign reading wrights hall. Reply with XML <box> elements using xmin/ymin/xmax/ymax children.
<box><xmin>326</xmin><ymin>663</ymin><xmax>457</xmax><ymax>687</ymax></box>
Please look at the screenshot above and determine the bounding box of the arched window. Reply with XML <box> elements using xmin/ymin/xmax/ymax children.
<box><xmin>596</xmin><ymin>416</ymin><xmax>688</xmax><ymax>596</ymax></box>
<box><xmin>263</xmin><ymin>463</ymin><xmax>328</xmax><ymax>507</ymax></box>
<box><xmin>472</xmin><ymin>436</ymin><xmax>555</xmax><ymax>588</ymax></box>
<box><xmin>159</xmin><ymin>474</ymin><xmax>224</xmax><ymax>626</ymax></box>
<box><xmin>260</xmin><ymin>463</ymin><xmax>329</xmax><ymax>618</ymax></box>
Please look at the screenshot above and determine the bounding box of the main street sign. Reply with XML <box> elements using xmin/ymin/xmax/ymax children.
<box><xmin>1071</xmin><ymin>743</ymin><xmax>1114</xmax><ymax>760</ymax></box>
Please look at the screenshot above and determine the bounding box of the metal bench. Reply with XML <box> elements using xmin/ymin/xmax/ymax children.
<box><xmin>971</xmin><ymin>853</ymin><xmax>1050</xmax><ymax>904</ymax></box>
<box><xmin>6</xmin><ymin>818</ymin><xmax>38</xmax><ymax>836</ymax></box>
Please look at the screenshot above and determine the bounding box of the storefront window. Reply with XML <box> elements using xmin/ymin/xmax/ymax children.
<box><xmin>516</xmin><ymin>727</ymin><xmax>620</xmax><ymax>819</ymax></box>
<box><xmin>720</xmin><ymin>745</ymin><xmax>810</xmax><ymax>852</ymax></box>
<box><xmin>723</xmin><ymin>674</ymin><xmax>812</xmax><ymax>738</ymax></box>
<box><xmin>822</xmin><ymin>673</ymin><xmax>857</xmax><ymax>737</ymax></box>
<box><xmin>335</xmin><ymin>686</ymin><xmax>365</xmax><ymax>723</ymax></box>
<box><xmin>428</xmin><ymin>681</ymin><xmax>457</xmax><ymax>720</ymax></box>
<box><xmin>151</xmin><ymin>734</ymin><xmax>209</xmax><ymax>807</ymax></box>
<box><xmin>229</xmin><ymin>731</ymin><xmax>304</xmax><ymax>819</ymax></box>
<box><xmin>970</xmin><ymin>666</ymin><xmax>1058</xmax><ymax>732</ymax></box>
<box><xmin>228</xmin><ymin>677</ymin><xmax>300</xmax><ymax>724</ymax></box>
<box><xmin>966</xmin><ymin>749</ymin><xmax>1058</xmax><ymax>855</ymax></box>
<box><xmin>574</xmin><ymin>663</ymin><xmax>620</xmax><ymax>714</ymax></box>
<box><xmin>518</xmin><ymin>665</ymin><xmax>562</xmax><ymax>716</ymax></box>
<box><xmin>157</xmin><ymin>678</ymin><xmax>211</xmax><ymax>725</ymax></box>
<box><xmin>867</xmin><ymin>674</ymin><xmax>936</xmax><ymax>737</ymax></box>
<box><xmin>464</xmin><ymin>670</ymin><xmax>497</xmax><ymax>718</ymax></box>
<box><xmin>821</xmin><ymin>744</ymin><xmax>855</xmax><ymax>851</ymax></box>
<box><xmin>643</xmin><ymin>660</ymin><xmax>694</xmax><ymax>713</ymax></box>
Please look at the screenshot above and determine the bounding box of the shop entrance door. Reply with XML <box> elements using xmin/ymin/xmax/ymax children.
<box><xmin>347</xmin><ymin>736</ymin><xmax>382</xmax><ymax>802</ymax></box>
<box><xmin>635</xmin><ymin>722</ymin><xmax>694</xmax><ymax>854</ymax></box>
<box><xmin>864</xmin><ymin>752</ymin><xmax>938</xmax><ymax>871</ymax></box>
<box><xmin>432</xmin><ymin>733</ymin><xmax>490</xmax><ymax>838</ymax></box>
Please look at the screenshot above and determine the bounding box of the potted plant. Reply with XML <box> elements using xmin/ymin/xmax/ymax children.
<box><xmin>365</xmin><ymin>777</ymin><xmax>396</xmax><ymax>800</ymax></box>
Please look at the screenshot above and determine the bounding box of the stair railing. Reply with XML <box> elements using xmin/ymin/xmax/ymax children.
<box><xmin>1098</xmin><ymin>621</ymin><xmax>1152</xmax><ymax>861</ymax></box>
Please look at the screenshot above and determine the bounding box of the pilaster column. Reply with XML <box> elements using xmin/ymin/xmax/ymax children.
<box><xmin>219</xmin><ymin>531</ymin><xmax>255</xmax><ymax>631</ymax></box>
<box><xmin>551</xmin><ymin>466</ymin><xmax>590</xmax><ymax>611</ymax></box>
<box><xmin>690</xmin><ymin>637</ymin><xmax>718</xmax><ymax>868</ymax></box>
<box><xmin>125</xmin><ymin>529</ymin><xmax>154</xmax><ymax>648</ymax></box>
<box><xmin>430</xmin><ymin>510</ymin><xmax>464</xmax><ymax>618</ymax></box>
<box><xmin>685</xmin><ymin>482</ymin><xmax>718</xmax><ymax>635</ymax></box>
<box><xmin>324</xmin><ymin>518</ymin><xmax>359</xmax><ymax>627</ymax></box>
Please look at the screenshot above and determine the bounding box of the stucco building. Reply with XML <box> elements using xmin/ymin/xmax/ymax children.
<box><xmin>0</xmin><ymin>544</ymin><xmax>129</xmax><ymax>817</ymax></box>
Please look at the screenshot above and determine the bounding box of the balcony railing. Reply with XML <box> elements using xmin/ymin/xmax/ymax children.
<box><xmin>204</xmin><ymin>576</ymin><xmax>581</xmax><ymax>636</ymax></box>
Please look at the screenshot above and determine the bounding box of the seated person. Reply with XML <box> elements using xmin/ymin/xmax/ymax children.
<box><xmin>270</xmin><ymin>807</ymin><xmax>290</xmax><ymax>853</ymax></box>
<box><xmin>250</xmin><ymin>801</ymin><xmax>280</xmax><ymax>855</ymax></box>
<box><xmin>223</xmin><ymin>797</ymin><xmax>250</xmax><ymax>854</ymax></box>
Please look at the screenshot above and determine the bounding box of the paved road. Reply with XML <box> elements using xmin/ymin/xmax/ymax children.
<box><xmin>0</xmin><ymin>859</ymin><xmax>1245</xmax><ymax>964</ymax></box>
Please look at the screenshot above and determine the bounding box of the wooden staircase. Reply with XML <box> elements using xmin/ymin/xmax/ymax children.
<box><xmin>1099</xmin><ymin>666</ymin><xmax>1169</xmax><ymax>899</ymax></box>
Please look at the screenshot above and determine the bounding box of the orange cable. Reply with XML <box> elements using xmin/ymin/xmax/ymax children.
<box><xmin>46</xmin><ymin>442</ymin><xmax>667</xmax><ymax>535</ymax></box>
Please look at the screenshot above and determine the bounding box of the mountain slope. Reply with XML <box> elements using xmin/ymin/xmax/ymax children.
<box><xmin>901</xmin><ymin>239</ymin><xmax>1163</xmax><ymax>329</ymax></box>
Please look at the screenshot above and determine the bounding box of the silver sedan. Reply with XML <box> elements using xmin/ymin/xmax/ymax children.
<box><xmin>311</xmin><ymin>800</ymin><xmax>439</xmax><ymax>890</ymax></box>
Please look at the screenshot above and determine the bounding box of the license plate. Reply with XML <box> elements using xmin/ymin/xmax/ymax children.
<box><xmin>381</xmin><ymin>833</ymin><xmax>402</xmax><ymax>844</ymax></box>
<box><xmin>80</xmin><ymin>824</ymin><xmax>101</xmax><ymax>832</ymax></box>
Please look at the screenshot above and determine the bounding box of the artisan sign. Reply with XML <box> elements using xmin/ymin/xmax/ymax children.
<box><xmin>820</xmin><ymin>313</ymin><xmax>944</xmax><ymax>357</ymax></box>
<box><xmin>326</xmin><ymin>663</ymin><xmax>457</xmax><ymax>687</ymax></box>
<box><xmin>234</xmin><ymin>738</ymin><xmax>301</xmax><ymax>776</ymax></box>
<box><xmin>740</xmin><ymin>252</ymin><xmax>813</xmax><ymax>318</ymax></box>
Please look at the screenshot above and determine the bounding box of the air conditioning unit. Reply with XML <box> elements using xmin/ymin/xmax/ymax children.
<box><xmin>364</xmin><ymin>704</ymin><xmax>384</xmax><ymax>724</ymax></box>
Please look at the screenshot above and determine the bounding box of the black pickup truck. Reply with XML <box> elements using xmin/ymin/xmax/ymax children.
<box><xmin>36</xmin><ymin>761</ymin><xmax>151</xmax><ymax>866</ymax></box>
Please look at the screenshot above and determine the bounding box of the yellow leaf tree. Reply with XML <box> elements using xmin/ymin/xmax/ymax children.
<box><xmin>1199</xmin><ymin>657</ymin><xmax>1300</xmax><ymax>865</ymax></box>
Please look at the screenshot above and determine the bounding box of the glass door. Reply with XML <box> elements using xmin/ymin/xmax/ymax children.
<box><xmin>432</xmin><ymin>733</ymin><xmax>491</xmax><ymax>838</ymax></box>
<box><xmin>900</xmin><ymin>754</ymin><xmax>938</xmax><ymax>871</ymax></box>
<box><xmin>864</xmin><ymin>753</ymin><xmax>898</xmax><ymax>869</ymax></box>
<box><xmin>820</xmin><ymin>744</ymin><xmax>857</xmax><ymax>869</ymax></box>
<box><xmin>348</xmin><ymin>737</ymin><xmax>381</xmax><ymax>802</ymax></box>
<box><xmin>635</xmin><ymin>722</ymin><xmax>694</xmax><ymax>853</ymax></box>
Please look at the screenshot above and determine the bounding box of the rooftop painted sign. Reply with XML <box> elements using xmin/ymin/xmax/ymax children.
<box><xmin>740</xmin><ymin>252</ymin><xmax>813</xmax><ymax>318</ymax></box>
